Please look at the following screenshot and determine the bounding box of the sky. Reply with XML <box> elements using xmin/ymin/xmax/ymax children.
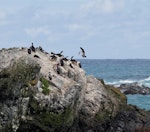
<box><xmin>0</xmin><ymin>0</ymin><xmax>150</xmax><ymax>59</ymax></box>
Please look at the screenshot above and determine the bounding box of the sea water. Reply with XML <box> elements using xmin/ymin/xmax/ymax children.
<box><xmin>79</xmin><ymin>59</ymin><xmax>150</xmax><ymax>110</ymax></box>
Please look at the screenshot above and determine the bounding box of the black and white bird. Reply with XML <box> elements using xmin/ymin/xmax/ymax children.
<box><xmin>79</xmin><ymin>47</ymin><xmax>86</xmax><ymax>58</ymax></box>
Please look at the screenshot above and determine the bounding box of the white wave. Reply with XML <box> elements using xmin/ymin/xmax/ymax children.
<box><xmin>119</xmin><ymin>80</ymin><xmax>136</xmax><ymax>84</ymax></box>
<box><xmin>107</xmin><ymin>78</ymin><xmax>150</xmax><ymax>87</ymax></box>
<box><xmin>144</xmin><ymin>76</ymin><xmax>150</xmax><ymax>81</ymax></box>
<box><xmin>139</xmin><ymin>76</ymin><xmax>150</xmax><ymax>83</ymax></box>
<box><xmin>138</xmin><ymin>76</ymin><xmax>150</xmax><ymax>87</ymax></box>
<box><xmin>106</xmin><ymin>79</ymin><xmax>136</xmax><ymax>87</ymax></box>
<box><xmin>138</xmin><ymin>82</ymin><xmax>150</xmax><ymax>88</ymax></box>
<box><xmin>105</xmin><ymin>76</ymin><xmax>150</xmax><ymax>88</ymax></box>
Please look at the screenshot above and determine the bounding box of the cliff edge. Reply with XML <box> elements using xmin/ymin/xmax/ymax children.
<box><xmin>0</xmin><ymin>47</ymin><xmax>150</xmax><ymax>132</ymax></box>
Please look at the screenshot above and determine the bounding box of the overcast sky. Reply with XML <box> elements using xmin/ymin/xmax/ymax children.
<box><xmin>0</xmin><ymin>0</ymin><xmax>150</xmax><ymax>59</ymax></box>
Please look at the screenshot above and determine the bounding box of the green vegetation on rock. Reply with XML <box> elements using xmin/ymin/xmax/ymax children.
<box><xmin>90</xmin><ymin>78</ymin><xmax>127</xmax><ymax>125</ymax></box>
<box><xmin>36</xmin><ymin>106</ymin><xmax>74</xmax><ymax>128</ymax></box>
<box><xmin>94</xmin><ymin>109</ymin><xmax>112</xmax><ymax>123</ymax></box>
<box><xmin>110</xmin><ymin>86</ymin><xmax>127</xmax><ymax>103</ymax></box>
<box><xmin>40</xmin><ymin>77</ymin><xmax>50</xmax><ymax>95</ymax></box>
<box><xmin>0</xmin><ymin>59</ymin><xmax>41</xmax><ymax>100</ymax></box>
<box><xmin>27</xmin><ymin>97</ymin><xmax>75</xmax><ymax>131</ymax></box>
<box><xmin>98</xmin><ymin>79</ymin><xmax>127</xmax><ymax>104</ymax></box>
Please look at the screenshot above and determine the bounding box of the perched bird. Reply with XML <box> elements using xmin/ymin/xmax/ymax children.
<box><xmin>51</xmin><ymin>52</ymin><xmax>55</xmax><ymax>55</ymax></box>
<box><xmin>60</xmin><ymin>59</ymin><xmax>64</xmax><ymax>66</ymax></box>
<box><xmin>34</xmin><ymin>54</ymin><xmax>40</xmax><ymax>59</ymax></box>
<box><xmin>79</xmin><ymin>47</ymin><xmax>86</xmax><ymax>58</ymax></box>
<box><xmin>70</xmin><ymin>56</ymin><xmax>77</xmax><ymax>65</ymax></box>
<box><xmin>71</xmin><ymin>56</ymin><xmax>82</xmax><ymax>68</ymax></box>
<box><xmin>62</xmin><ymin>56</ymin><xmax>68</xmax><ymax>61</ymax></box>
<box><xmin>56</xmin><ymin>64</ymin><xmax>60</xmax><ymax>74</ymax></box>
<box><xmin>50</xmin><ymin>54</ymin><xmax>57</xmax><ymax>60</ymax></box>
<box><xmin>48</xmin><ymin>72</ymin><xmax>52</xmax><ymax>80</ymax></box>
<box><xmin>38</xmin><ymin>46</ymin><xmax>43</xmax><ymax>52</ymax></box>
<box><xmin>27</xmin><ymin>48</ymin><xmax>31</xmax><ymax>54</ymax></box>
<box><xmin>78</xmin><ymin>62</ymin><xmax>82</xmax><ymax>68</ymax></box>
<box><xmin>56</xmin><ymin>51</ymin><xmax>63</xmax><ymax>57</ymax></box>
<box><xmin>70</xmin><ymin>56</ymin><xmax>77</xmax><ymax>62</ymax></box>
<box><xmin>30</xmin><ymin>43</ymin><xmax>35</xmax><ymax>52</ymax></box>
<box><xmin>69</xmin><ymin>63</ymin><xmax>74</xmax><ymax>68</ymax></box>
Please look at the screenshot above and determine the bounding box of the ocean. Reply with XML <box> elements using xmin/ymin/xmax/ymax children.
<box><xmin>79</xmin><ymin>59</ymin><xmax>150</xmax><ymax>110</ymax></box>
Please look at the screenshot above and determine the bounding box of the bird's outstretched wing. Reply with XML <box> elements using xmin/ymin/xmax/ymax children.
<box><xmin>60</xmin><ymin>51</ymin><xmax>63</xmax><ymax>54</ymax></box>
<box><xmin>80</xmin><ymin>47</ymin><xmax>85</xmax><ymax>54</ymax></box>
<box><xmin>80</xmin><ymin>47</ymin><xmax>86</xmax><ymax>57</ymax></box>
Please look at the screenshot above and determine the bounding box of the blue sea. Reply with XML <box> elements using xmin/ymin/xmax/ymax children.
<box><xmin>79</xmin><ymin>59</ymin><xmax>150</xmax><ymax>110</ymax></box>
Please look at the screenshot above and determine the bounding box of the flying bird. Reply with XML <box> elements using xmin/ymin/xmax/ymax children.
<box><xmin>80</xmin><ymin>47</ymin><xmax>86</xmax><ymax>58</ymax></box>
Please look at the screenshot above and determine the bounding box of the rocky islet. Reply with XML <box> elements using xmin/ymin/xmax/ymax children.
<box><xmin>0</xmin><ymin>47</ymin><xmax>150</xmax><ymax>132</ymax></box>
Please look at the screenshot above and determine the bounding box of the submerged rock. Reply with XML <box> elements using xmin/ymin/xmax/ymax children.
<box><xmin>0</xmin><ymin>47</ymin><xmax>150</xmax><ymax>132</ymax></box>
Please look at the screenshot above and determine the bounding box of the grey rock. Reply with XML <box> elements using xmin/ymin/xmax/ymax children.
<box><xmin>118</xmin><ymin>83</ymin><xmax>150</xmax><ymax>95</ymax></box>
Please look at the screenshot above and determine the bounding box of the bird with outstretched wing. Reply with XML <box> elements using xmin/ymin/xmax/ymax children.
<box><xmin>79</xmin><ymin>47</ymin><xmax>86</xmax><ymax>58</ymax></box>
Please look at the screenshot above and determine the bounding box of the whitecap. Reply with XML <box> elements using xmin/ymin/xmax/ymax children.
<box><xmin>105</xmin><ymin>76</ymin><xmax>150</xmax><ymax>88</ymax></box>
<box><xmin>106</xmin><ymin>79</ymin><xmax>136</xmax><ymax>87</ymax></box>
<box><xmin>138</xmin><ymin>76</ymin><xmax>150</xmax><ymax>88</ymax></box>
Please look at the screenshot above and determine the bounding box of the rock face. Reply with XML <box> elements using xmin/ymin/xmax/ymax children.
<box><xmin>118</xmin><ymin>83</ymin><xmax>150</xmax><ymax>95</ymax></box>
<box><xmin>0</xmin><ymin>47</ymin><xmax>150</xmax><ymax>132</ymax></box>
